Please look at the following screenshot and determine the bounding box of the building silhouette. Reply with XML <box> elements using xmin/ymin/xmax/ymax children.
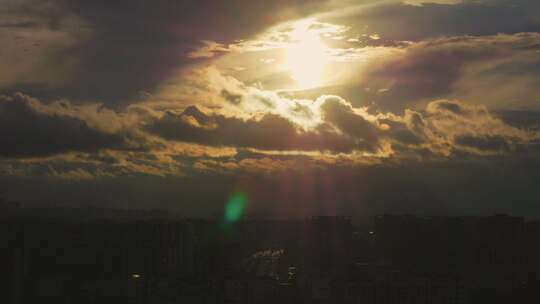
<box><xmin>1</xmin><ymin>205</ymin><xmax>539</xmax><ymax>303</ymax></box>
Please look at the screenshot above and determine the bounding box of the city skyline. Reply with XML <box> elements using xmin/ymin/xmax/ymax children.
<box><xmin>2</xmin><ymin>208</ymin><xmax>538</xmax><ymax>303</ymax></box>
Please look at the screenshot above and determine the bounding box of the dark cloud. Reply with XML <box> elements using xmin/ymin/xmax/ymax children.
<box><xmin>495</xmin><ymin>110</ymin><xmax>540</xmax><ymax>131</ymax></box>
<box><xmin>255</xmin><ymin>95</ymin><xmax>276</xmax><ymax>108</ymax></box>
<box><xmin>380</xmin><ymin>118</ymin><xmax>424</xmax><ymax>146</ymax></box>
<box><xmin>426</xmin><ymin>99</ymin><xmax>489</xmax><ymax>118</ymax></box>
<box><xmin>289</xmin><ymin>32</ymin><xmax>540</xmax><ymax>112</ymax></box>
<box><xmin>146</xmin><ymin>96</ymin><xmax>538</xmax><ymax>157</ymax></box>
<box><xmin>454</xmin><ymin>135</ymin><xmax>510</xmax><ymax>152</ymax></box>
<box><xmin>357</xmin><ymin>33</ymin><xmax>540</xmax><ymax>112</ymax></box>
<box><xmin>432</xmin><ymin>100</ymin><xmax>466</xmax><ymax>115</ymax></box>
<box><xmin>319</xmin><ymin>96</ymin><xmax>380</xmax><ymax>150</ymax></box>
<box><xmin>220</xmin><ymin>89</ymin><xmax>243</xmax><ymax>105</ymax></box>
<box><xmin>1</xmin><ymin>91</ymin><xmax>534</xmax><ymax>163</ymax></box>
<box><xmin>4</xmin><ymin>0</ymin><xmax>540</xmax><ymax>110</ymax></box>
<box><xmin>0</xmin><ymin>21</ymin><xmax>40</xmax><ymax>28</ymax></box>
<box><xmin>0</xmin><ymin>93</ymin><xmax>128</xmax><ymax>157</ymax></box>
<box><xmin>330</xmin><ymin>0</ymin><xmax>540</xmax><ymax>43</ymax></box>
<box><xmin>0</xmin><ymin>0</ymin><xmax>327</xmax><ymax>104</ymax></box>
<box><xmin>3</xmin><ymin>157</ymin><xmax>540</xmax><ymax>216</ymax></box>
<box><xmin>422</xmin><ymin>99</ymin><xmax>538</xmax><ymax>154</ymax></box>
<box><xmin>0</xmin><ymin>0</ymin><xmax>74</xmax><ymax>30</ymax></box>
<box><xmin>147</xmin><ymin>104</ymin><xmax>360</xmax><ymax>152</ymax></box>
<box><xmin>369</xmin><ymin>40</ymin><xmax>491</xmax><ymax>111</ymax></box>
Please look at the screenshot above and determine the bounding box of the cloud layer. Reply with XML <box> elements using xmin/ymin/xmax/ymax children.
<box><xmin>0</xmin><ymin>0</ymin><xmax>327</xmax><ymax>103</ymax></box>
<box><xmin>0</xmin><ymin>93</ymin><xmax>130</xmax><ymax>157</ymax></box>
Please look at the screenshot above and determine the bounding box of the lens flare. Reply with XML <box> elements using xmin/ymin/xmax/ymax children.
<box><xmin>224</xmin><ymin>192</ymin><xmax>248</xmax><ymax>223</ymax></box>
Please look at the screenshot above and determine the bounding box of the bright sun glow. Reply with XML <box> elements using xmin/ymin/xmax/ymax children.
<box><xmin>286</xmin><ymin>24</ymin><xmax>330</xmax><ymax>89</ymax></box>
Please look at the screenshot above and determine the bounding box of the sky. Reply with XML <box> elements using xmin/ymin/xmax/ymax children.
<box><xmin>1</xmin><ymin>0</ymin><xmax>540</xmax><ymax>217</ymax></box>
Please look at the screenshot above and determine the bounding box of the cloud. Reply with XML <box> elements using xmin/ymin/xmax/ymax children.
<box><xmin>354</xmin><ymin>33</ymin><xmax>540</xmax><ymax>112</ymax></box>
<box><xmin>420</xmin><ymin>99</ymin><xmax>537</xmax><ymax>155</ymax></box>
<box><xmin>0</xmin><ymin>0</ymin><xmax>328</xmax><ymax>104</ymax></box>
<box><xmin>64</xmin><ymin>85</ymin><xmax>540</xmax><ymax>160</ymax></box>
<box><xmin>147</xmin><ymin>88</ymin><xmax>539</xmax><ymax>158</ymax></box>
<box><xmin>325</xmin><ymin>0</ymin><xmax>540</xmax><ymax>42</ymax></box>
<box><xmin>220</xmin><ymin>89</ymin><xmax>243</xmax><ymax>105</ymax></box>
<box><xmin>0</xmin><ymin>1</ymin><xmax>85</xmax><ymax>92</ymax></box>
<box><xmin>187</xmin><ymin>40</ymin><xmax>232</xmax><ymax>59</ymax></box>
<box><xmin>0</xmin><ymin>88</ymin><xmax>538</xmax><ymax>179</ymax></box>
<box><xmin>495</xmin><ymin>110</ymin><xmax>540</xmax><ymax>131</ymax></box>
<box><xmin>147</xmin><ymin>103</ymin><xmax>360</xmax><ymax>153</ymax></box>
<box><xmin>3</xmin><ymin>154</ymin><xmax>540</xmax><ymax>216</ymax></box>
<box><xmin>404</xmin><ymin>0</ymin><xmax>462</xmax><ymax>6</ymax></box>
<box><xmin>0</xmin><ymin>93</ymin><xmax>133</xmax><ymax>157</ymax></box>
<box><xmin>453</xmin><ymin>135</ymin><xmax>510</xmax><ymax>152</ymax></box>
<box><xmin>320</xmin><ymin>96</ymin><xmax>380</xmax><ymax>148</ymax></box>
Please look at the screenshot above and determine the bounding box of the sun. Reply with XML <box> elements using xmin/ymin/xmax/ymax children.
<box><xmin>286</xmin><ymin>28</ymin><xmax>330</xmax><ymax>89</ymax></box>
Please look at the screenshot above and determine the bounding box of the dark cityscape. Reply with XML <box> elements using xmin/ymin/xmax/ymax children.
<box><xmin>2</xmin><ymin>199</ymin><xmax>540</xmax><ymax>303</ymax></box>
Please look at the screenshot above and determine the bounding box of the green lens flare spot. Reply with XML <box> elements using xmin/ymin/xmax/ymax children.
<box><xmin>224</xmin><ymin>192</ymin><xmax>248</xmax><ymax>223</ymax></box>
